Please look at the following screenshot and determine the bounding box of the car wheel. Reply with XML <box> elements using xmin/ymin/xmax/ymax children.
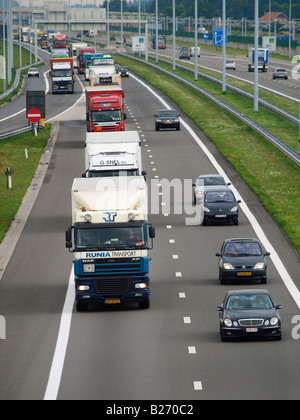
<box><xmin>219</xmin><ymin>273</ymin><xmax>226</xmax><ymax>285</ymax></box>
<box><xmin>261</xmin><ymin>277</ymin><xmax>267</xmax><ymax>284</ymax></box>
<box><xmin>176</xmin><ymin>125</ymin><xmax>180</xmax><ymax>131</ymax></box>
<box><xmin>155</xmin><ymin>124</ymin><xmax>159</xmax><ymax>131</ymax></box>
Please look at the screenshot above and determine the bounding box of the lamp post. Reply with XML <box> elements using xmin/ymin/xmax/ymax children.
<box><xmin>254</xmin><ymin>0</ymin><xmax>259</xmax><ymax>112</ymax></box>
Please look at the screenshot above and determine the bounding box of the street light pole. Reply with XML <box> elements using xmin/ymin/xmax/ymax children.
<box><xmin>222</xmin><ymin>0</ymin><xmax>226</xmax><ymax>92</ymax></box>
<box><xmin>194</xmin><ymin>0</ymin><xmax>198</xmax><ymax>81</ymax></box>
<box><xmin>254</xmin><ymin>0</ymin><xmax>259</xmax><ymax>112</ymax></box>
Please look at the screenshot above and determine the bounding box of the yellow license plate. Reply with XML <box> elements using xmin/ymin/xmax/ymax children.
<box><xmin>237</xmin><ymin>272</ymin><xmax>251</xmax><ymax>276</ymax></box>
<box><xmin>105</xmin><ymin>299</ymin><xmax>121</xmax><ymax>304</ymax></box>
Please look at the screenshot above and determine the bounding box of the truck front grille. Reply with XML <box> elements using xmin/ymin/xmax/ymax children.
<box><xmin>93</xmin><ymin>276</ymin><xmax>131</xmax><ymax>295</ymax></box>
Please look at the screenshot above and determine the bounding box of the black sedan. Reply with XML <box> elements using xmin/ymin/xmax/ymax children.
<box><xmin>216</xmin><ymin>238</ymin><xmax>270</xmax><ymax>284</ymax></box>
<box><xmin>154</xmin><ymin>109</ymin><xmax>180</xmax><ymax>131</ymax></box>
<box><xmin>217</xmin><ymin>289</ymin><xmax>282</xmax><ymax>341</ymax></box>
<box><xmin>203</xmin><ymin>186</ymin><xmax>240</xmax><ymax>225</ymax></box>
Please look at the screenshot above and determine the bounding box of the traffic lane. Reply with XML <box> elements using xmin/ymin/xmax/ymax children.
<box><xmin>124</xmin><ymin>72</ymin><xmax>300</xmax><ymax>285</ymax></box>
<box><xmin>0</xmin><ymin>121</ymin><xmax>86</xmax><ymax>400</ymax></box>
<box><xmin>158</xmin><ymin>48</ymin><xmax>299</xmax><ymax>102</ymax></box>
<box><xmin>57</xmin><ymin>150</ymin><xmax>207</xmax><ymax>399</ymax></box>
<box><xmin>122</xmin><ymin>74</ymin><xmax>300</xmax><ymax>397</ymax></box>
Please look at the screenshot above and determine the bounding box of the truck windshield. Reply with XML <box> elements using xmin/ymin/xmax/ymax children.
<box><xmin>76</xmin><ymin>226</ymin><xmax>145</xmax><ymax>250</ymax></box>
<box><xmin>53</xmin><ymin>69</ymin><xmax>72</xmax><ymax>77</ymax></box>
<box><xmin>91</xmin><ymin>109</ymin><xmax>122</xmax><ymax>123</ymax></box>
<box><xmin>89</xmin><ymin>169</ymin><xmax>138</xmax><ymax>177</ymax></box>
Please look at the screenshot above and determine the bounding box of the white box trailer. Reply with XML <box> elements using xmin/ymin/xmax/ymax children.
<box><xmin>83</xmin><ymin>131</ymin><xmax>146</xmax><ymax>178</ymax></box>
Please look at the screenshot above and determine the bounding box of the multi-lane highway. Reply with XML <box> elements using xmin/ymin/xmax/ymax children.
<box><xmin>0</xmin><ymin>47</ymin><xmax>300</xmax><ymax>400</ymax></box>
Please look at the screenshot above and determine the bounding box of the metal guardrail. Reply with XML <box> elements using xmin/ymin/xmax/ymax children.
<box><xmin>119</xmin><ymin>52</ymin><xmax>300</xmax><ymax>167</ymax></box>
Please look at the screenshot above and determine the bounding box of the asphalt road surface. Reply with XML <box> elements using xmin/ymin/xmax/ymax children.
<box><xmin>0</xmin><ymin>61</ymin><xmax>300</xmax><ymax>400</ymax></box>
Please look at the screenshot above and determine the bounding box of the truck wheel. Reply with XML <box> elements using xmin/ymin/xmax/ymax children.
<box><xmin>76</xmin><ymin>302</ymin><xmax>88</xmax><ymax>312</ymax></box>
<box><xmin>139</xmin><ymin>299</ymin><xmax>150</xmax><ymax>309</ymax></box>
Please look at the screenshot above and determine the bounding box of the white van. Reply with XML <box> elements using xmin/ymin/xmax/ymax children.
<box><xmin>190</xmin><ymin>46</ymin><xmax>201</xmax><ymax>57</ymax></box>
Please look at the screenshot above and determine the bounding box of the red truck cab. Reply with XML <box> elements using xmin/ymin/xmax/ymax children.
<box><xmin>53</xmin><ymin>34</ymin><xmax>67</xmax><ymax>49</ymax></box>
<box><xmin>86</xmin><ymin>86</ymin><xmax>126</xmax><ymax>132</ymax></box>
<box><xmin>77</xmin><ymin>47</ymin><xmax>96</xmax><ymax>74</ymax></box>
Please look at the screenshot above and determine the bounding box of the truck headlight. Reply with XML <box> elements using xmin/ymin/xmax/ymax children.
<box><xmin>83</xmin><ymin>264</ymin><xmax>95</xmax><ymax>273</ymax></box>
<box><xmin>135</xmin><ymin>283</ymin><xmax>147</xmax><ymax>289</ymax></box>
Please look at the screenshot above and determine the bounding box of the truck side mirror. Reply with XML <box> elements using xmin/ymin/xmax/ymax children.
<box><xmin>124</xmin><ymin>113</ymin><xmax>127</xmax><ymax>120</ymax></box>
<box><xmin>65</xmin><ymin>229</ymin><xmax>72</xmax><ymax>249</ymax></box>
<box><xmin>149</xmin><ymin>226</ymin><xmax>155</xmax><ymax>239</ymax></box>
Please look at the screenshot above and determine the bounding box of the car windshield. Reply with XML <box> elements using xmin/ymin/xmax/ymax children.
<box><xmin>276</xmin><ymin>69</ymin><xmax>286</xmax><ymax>72</ymax></box>
<box><xmin>197</xmin><ymin>176</ymin><xmax>225</xmax><ymax>186</ymax></box>
<box><xmin>76</xmin><ymin>226</ymin><xmax>145</xmax><ymax>250</ymax></box>
<box><xmin>205</xmin><ymin>191</ymin><xmax>235</xmax><ymax>203</ymax></box>
<box><xmin>226</xmin><ymin>294</ymin><xmax>273</xmax><ymax>310</ymax></box>
<box><xmin>91</xmin><ymin>109</ymin><xmax>122</xmax><ymax>123</ymax></box>
<box><xmin>158</xmin><ymin>110</ymin><xmax>177</xmax><ymax>118</ymax></box>
<box><xmin>224</xmin><ymin>241</ymin><xmax>262</xmax><ymax>256</ymax></box>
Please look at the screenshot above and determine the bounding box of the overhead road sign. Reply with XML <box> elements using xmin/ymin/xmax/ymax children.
<box><xmin>213</xmin><ymin>29</ymin><xmax>227</xmax><ymax>46</ymax></box>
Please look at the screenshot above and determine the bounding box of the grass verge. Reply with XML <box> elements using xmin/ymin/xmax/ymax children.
<box><xmin>0</xmin><ymin>125</ymin><xmax>52</xmax><ymax>243</ymax></box>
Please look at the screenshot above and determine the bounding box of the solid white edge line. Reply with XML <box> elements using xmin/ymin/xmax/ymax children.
<box><xmin>130</xmin><ymin>72</ymin><xmax>300</xmax><ymax>310</ymax></box>
<box><xmin>44</xmin><ymin>266</ymin><xmax>75</xmax><ymax>401</ymax></box>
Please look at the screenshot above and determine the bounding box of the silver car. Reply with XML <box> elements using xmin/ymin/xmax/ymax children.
<box><xmin>193</xmin><ymin>174</ymin><xmax>231</xmax><ymax>205</ymax></box>
<box><xmin>28</xmin><ymin>67</ymin><xmax>39</xmax><ymax>78</ymax></box>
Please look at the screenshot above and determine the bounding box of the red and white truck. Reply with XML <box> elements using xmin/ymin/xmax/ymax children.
<box><xmin>77</xmin><ymin>46</ymin><xmax>96</xmax><ymax>74</ymax></box>
<box><xmin>50</xmin><ymin>57</ymin><xmax>74</xmax><ymax>94</ymax></box>
<box><xmin>86</xmin><ymin>86</ymin><xmax>127</xmax><ymax>132</ymax></box>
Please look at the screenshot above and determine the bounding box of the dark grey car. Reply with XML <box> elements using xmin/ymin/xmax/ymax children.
<box><xmin>217</xmin><ymin>289</ymin><xmax>282</xmax><ymax>341</ymax></box>
<box><xmin>203</xmin><ymin>186</ymin><xmax>240</xmax><ymax>225</ymax></box>
<box><xmin>216</xmin><ymin>238</ymin><xmax>270</xmax><ymax>284</ymax></box>
<box><xmin>154</xmin><ymin>109</ymin><xmax>180</xmax><ymax>131</ymax></box>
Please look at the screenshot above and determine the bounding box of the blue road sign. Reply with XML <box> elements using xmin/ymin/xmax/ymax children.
<box><xmin>213</xmin><ymin>29</ymin><xmax>227</xmax><ymax>46</ymax></box>
<box><xmin>204</xmin><ymin>33</ymin><xmax>209</xmax><ymax>42</ymax></box>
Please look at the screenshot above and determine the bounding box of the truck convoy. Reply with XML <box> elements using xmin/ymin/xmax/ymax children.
<box><xmin>65</xmin><ymin>176</ymin><xmax>155</xmax><ymax>311</ymax></box>
<box><xmin>248</xmin><ymin>48</ymin><xmax>269</xmax><ymax>72</ymax></box>
<box><xmin>50</xmin><ymin>57</ymin><xmax>74</xmax><ymax>94</ymax></box>
<box><xmin>78</xmin><ymin>46</ymin><xmax>96</xmax><ymax>74</ymax></box>
<box><xmin>83</xmin><ymin>131</ymin><xmax>146</xmax><ymax>178</ymax></box>
<box><xmin>85</xmin><ymin>86</ymin><xmax>126</xmax><ymax>132</ymax></box>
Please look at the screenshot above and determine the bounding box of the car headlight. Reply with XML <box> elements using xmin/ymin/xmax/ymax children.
<box><xmin>230</xmin><ymin>205</ymin><xmax>238</xmax><ymax>212</ymax></box>
<box><xmin>83</xmin><ymin>264</ymin><xmax>95</xmax><ymax>273</ymax></box>
<box><xmin>254</xmin><ymin>262</ymin><xmax>264</xmax><ymax>269</ymax></box>
<box><xmin>224</xmin><ymin>318</ymin><xmax>232</xmax><ymax>327</ymax></box>
<box><xmin>223</xmin><ymin>263</ymin><xmax>234</xmax><ymax>270</ymax></box>
<box><xmin>203</xmin><ymin>206</ymin><xmax>210</xmax><ymax>212</ymax></box>
<box><xmin>270</xmin><ymin>317</ymin><xmax>279</xmax><ymax>326</ymax></box>
<box><xmin>196</xmin><ymin>190</ymin><xmax>204</xmax><ymax>196</ymax></box>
